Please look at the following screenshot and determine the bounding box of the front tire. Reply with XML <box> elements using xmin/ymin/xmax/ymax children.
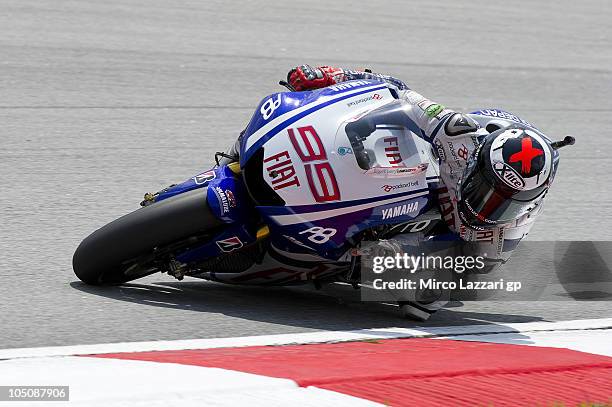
<box><xmin>73</xmin><ymin>189</ymin><xmax>222</xmax><ymax>285</ymax></box>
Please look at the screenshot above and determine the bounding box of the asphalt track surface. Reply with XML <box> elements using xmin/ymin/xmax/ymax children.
<box><xmin>1</xmin><ymin>0</ymin><xmax>611</xmax><ymax>349</ymax></box>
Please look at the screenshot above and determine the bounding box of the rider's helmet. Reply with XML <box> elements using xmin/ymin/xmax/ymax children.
<box><xmin>457</xmin><ymin>125</ymin><xmax>559</xmax><ymax>229</ymax></box>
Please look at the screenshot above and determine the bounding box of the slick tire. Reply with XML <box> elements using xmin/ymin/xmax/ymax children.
<box><xmin>72</xmin><ymin>189</ymin><xmax>222</xmax><ymax>285</ymax></box>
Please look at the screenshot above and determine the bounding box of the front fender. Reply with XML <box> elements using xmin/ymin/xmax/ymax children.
<box><xmin>206</xmin><ymin>166</ymin><xmax>251</xmax><ymax>223</ymax></box>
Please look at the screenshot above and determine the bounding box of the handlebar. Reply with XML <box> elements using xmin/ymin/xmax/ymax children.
<box><xmin>278</xmin><ymin>80</ymin><xmax>295</xmax><ymax>91</ymax></box>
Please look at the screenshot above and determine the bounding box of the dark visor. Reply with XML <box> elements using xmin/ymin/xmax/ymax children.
<box><xmin>458</xmin><ymin>159</ymin><xmax>546</xmax><ymax>226</ymax></box>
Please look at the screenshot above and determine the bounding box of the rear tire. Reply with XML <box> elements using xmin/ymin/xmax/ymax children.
<box><xmin>73</xmin><ymin>189</ymin><xmax>223</xmax><ymax>285</ymax></box>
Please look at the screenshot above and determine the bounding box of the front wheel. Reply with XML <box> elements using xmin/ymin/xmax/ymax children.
<box><xmin>73</xmin><ymin>189</ymin><xmax>223</xmax><ymax>285</ymax></box>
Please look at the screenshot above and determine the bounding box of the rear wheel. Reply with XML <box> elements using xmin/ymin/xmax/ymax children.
<box><xmin>73</xmin><ymin>189</ymin><xmax>223</xmax><ymax>285</ymax></box>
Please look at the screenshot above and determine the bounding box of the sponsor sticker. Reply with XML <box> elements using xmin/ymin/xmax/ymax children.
<box><xmin>425</xmin><ymin>104</ymin><xmax>444</xmax><ymax>118</ymax></box>
<box><xmin>433</xmin><ymin>138</ymin><xmax>446</xmax><ymax>161</ymax></box>
<box><xmin>328</xmin><ymin>80</ymin><xmax>371</xmax><ymax>92</ymax></box>
<box><xmin>213</xmin><ymin>186</ymin><xmax>231</xmax><ymax>215</ymax></box>
<box><xmin>474</xmin><ymin>109</ymin><xmax>533</xmax><ymax>127</ymax></box>
<box><xmin>346</xmin><ymin>93</ymin><xmax>383</xmax><ymax>107</ymax></box>
<box><xmin>216</xmin><ymin>236</ymin><xmax>244</xmax><ymax>253</ymax></box>
<box><xmin>193</xmin><ymin>170</ymin><xmax>216</xmax><ymax>185</ymax></box>
<box><xmin>418</xmin><ymin>100</ymin><xmax>449</xmax><ymax>119</ymax></box>
<box><xmin>264</xmin><ymin>150</ymin><xmax>300</xmax><ymax>191</ymax></box>
<box><xmin>381</xmin><ymin>201</ymin><xmax>420</xmax><ymax>220</ymax></box>
<box><xmin>496</xmin><ymin>227</ymin><xmax>505</xmax><ymax>256</ymax></box>
<box><xmin>383</xmin><ymin>137</ymin><xmax>403</xmax><ymax>166</ymax></box>
<box><xmin>365</xmin><ymin>163</ymin><xmax>428</xmax><ymax>177</ymax></box>
<box><xmin>493</xmin><ymin>161</ymin><xmax>526</xmax><ymax>189</ymax></box>
<box><xmin>381</xmin><ymin>180</ymin><xmax>420</xmax><ymax>192</ymax></box>
<box><xmin>225</xmin><ymin>189</ymin><xmax>237</xmax><ymax>208</ymax></box>
<box><xmin>337</xmin><ymin>146</ymin><xmax>353</xmax><ymax>156</ymax></box>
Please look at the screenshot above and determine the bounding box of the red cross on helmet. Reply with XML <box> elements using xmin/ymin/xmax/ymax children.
<box><xmin>457</xmin><ymin>125</ymin><xmax>560</xmax><ymax>229</ymax></box>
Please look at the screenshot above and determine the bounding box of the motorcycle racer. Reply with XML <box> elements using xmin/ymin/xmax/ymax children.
<box><xmin>73</xmin><ymin>64</ymin><xmax>573</xmax><ymax>323</ymax></box>
<box><xmin>284</xmin><ymin>65</ymin><xmax>561</xmax><ymax>320</ymax></box>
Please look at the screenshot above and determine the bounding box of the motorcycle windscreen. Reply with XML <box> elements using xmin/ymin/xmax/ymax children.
<box><xmin>342</xmin><ymin>101</ymin><xmax>426</xmax><ymax>171</ymax></box>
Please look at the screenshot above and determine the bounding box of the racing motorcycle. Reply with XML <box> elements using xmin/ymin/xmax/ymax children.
<box><xmin>73</xmin><ymin>79</ymin><xmax>574</xmax><ymax>292</ymax></box>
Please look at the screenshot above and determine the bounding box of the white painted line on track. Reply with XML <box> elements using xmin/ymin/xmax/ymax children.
<box><xmin>1</xmin><ymin>318</ymin><xmax>611</xmax><ymax>360</ymax></box>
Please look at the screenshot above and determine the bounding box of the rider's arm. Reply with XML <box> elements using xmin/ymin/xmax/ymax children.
<box><xmin>346</xmin><ymin>88</ymin><xmax>487</xmax><ymax>177</ymax></box>
<box><xmin>341</xmin><ymin>69</ymin><xmax>409</xmax><ymax>90</ymax></box>
<box><xmin>287</xmin><ymin>65</ymin><xmax>409</xmax><ymax>91</ymax></box>
<box><xmin>286</xmin><ymin>65</ymin><xmax>476</xmax><ymax>143</ymax></box>
<box><xmin>455</xmin><ymin>204</ymin><xmax>541</xmax><ymax>276</ymax></box>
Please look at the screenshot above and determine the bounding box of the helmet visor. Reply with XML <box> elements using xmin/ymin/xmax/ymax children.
<box><xmin>459</xmin><ymin>161</ymin><xmax>538</xmax><ymax>227</ymax></box>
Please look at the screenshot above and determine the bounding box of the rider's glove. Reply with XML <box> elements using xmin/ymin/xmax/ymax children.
<box><xmin>287</xmin><ymin>65</ymin><xmax>344</xmax><ymax>91</ymax></box>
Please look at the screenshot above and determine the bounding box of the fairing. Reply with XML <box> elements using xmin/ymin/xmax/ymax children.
<box><xmin>147</xmin><ymin>87</ymin><xmax>550</xmax><ymax>273</ymax></box>
<box><xmin>240</xmin><ymin>80</ymin><xmax>439</xmax><ymax>259</ymax></box>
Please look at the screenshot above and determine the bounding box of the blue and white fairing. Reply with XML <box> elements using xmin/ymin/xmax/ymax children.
<box><xmin>240</xmin><ymin>80</ymin><xmax>394</xmax><ymax>165</ymax></box>
<box><xmin>240</xmin><ymin>80</ymin><xmax>441</xmax><ymax>259</ymax></box>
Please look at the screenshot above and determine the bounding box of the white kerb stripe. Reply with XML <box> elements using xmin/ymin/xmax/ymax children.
<box><xmin>1</xmin><ymin>318</ymin><xmax>611</xmax><ymax>360</ymax></box>
<box><xmin>0</xmin><ymin>357</ymin><xmax>382</xmax><ymax>407</ymax></box>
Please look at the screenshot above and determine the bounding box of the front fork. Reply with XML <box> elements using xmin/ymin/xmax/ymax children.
<box><xmin>141</xmin><ymin>162</ymin><xmax>271</xmax><ymax>276</ymax></box>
